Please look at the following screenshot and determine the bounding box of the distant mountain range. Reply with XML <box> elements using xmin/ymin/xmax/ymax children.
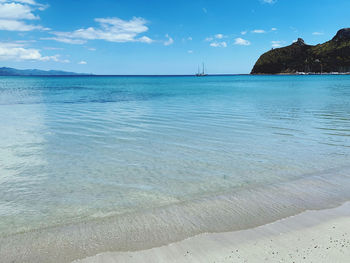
<box><xmin>251</xmin><ymin>28</ymin><xmax>350</xmax><ymax>74</ymax></box>
<box><xmin>0</xmin><ymin>67</ymin><xmax>91</xmax><ymax>76</ymax></box>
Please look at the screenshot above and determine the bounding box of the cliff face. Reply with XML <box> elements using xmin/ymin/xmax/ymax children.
<box><xmin>251</xmin><ymin>28</ymin><xmax>350</xmax><ymax>74</ymax></box>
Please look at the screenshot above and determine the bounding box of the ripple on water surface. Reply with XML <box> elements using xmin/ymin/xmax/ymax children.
<box><xmin>0</xmin><ymin>75</ymin><xmax>350</xmax><ymax>262</ymax></box>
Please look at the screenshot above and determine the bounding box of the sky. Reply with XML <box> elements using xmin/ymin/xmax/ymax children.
<box><xmin>0</xmin><ymin>0</ymin><xmax>349</xmax><ymax>75</ymax></box>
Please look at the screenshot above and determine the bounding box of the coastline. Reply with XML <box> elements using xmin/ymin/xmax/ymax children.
<box><xmin>75</xmin><ymin>202</ymin><xmax>350</xmax><ymax>263</ymax></box>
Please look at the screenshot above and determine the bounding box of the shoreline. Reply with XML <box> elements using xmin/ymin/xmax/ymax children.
<box><xmin>75</xmin><ymin>202</ymin><xmax>350</xmax><ymax>263</ymax></box>
<box><xmin>1</xmin><ymin>167</ymin><xmax>350</xmax><ymax>262</ymax></box>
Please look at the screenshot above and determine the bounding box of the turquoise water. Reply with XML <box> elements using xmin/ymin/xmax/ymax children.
<box><xmin>1</xmin><ymin>75</ymin><xmax>350</xmax><ymax>262</ymax></box>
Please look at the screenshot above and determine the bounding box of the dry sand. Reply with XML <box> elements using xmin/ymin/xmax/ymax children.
<box><xmin>74</xmin><ymin>202</ymin><xmax>350</xmax><ymax>263</ymax></box>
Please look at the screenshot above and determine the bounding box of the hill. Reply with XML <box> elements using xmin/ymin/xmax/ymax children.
<box><xmin>0</xmin><ymin>67</ymin><xmax>90</xmax><ymax>76</ymax></box>
<box><xmin>251</xmin><ymin>28</ymin><xmax>350</xmax><ymax>74</ymax></box>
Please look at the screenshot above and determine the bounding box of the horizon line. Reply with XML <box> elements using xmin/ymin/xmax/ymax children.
<box><xmin>0</xmin><ymin>74</ymin><xmax>252</xmax><ymax>77</ymax></box>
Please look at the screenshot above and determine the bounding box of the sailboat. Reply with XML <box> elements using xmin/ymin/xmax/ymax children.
<box><xmin>196</xmin><ymin>63</ymin><xmax>208</xmax><ymax>77</ymax></box>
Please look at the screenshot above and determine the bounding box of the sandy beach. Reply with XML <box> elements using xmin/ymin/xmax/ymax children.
<box><xmin>75</xmin><ymin>202</ymin><xmax>350</xmax><ymax>263</ymax></box>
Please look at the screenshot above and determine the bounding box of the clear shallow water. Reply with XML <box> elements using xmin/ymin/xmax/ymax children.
<box><xmin>1</xmin><ymin>75</ymin><xmax>350</xmax><ymax>262</ymax></box>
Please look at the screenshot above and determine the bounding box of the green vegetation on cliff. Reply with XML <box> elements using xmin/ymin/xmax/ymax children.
<box><xmin>251</xmin><ymin>28</ymin><xmax>350</xmax><ymax>74</ymax></box>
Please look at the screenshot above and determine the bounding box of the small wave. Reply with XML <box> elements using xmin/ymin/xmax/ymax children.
<box><xmin>1</xmin><ymin>166</ymin><xmax>350</xmax><ymax>263</ymax></box>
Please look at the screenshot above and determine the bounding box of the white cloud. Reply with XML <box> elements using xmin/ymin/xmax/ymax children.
<box><xmin>0</xmin><ymin>42</ymin><xmax>41</xmax><ymax>60</ymax></box>
<box><xmin>78</xmin><ymin>60</ymin><xmax>87</xmax><ymax>65</ymax></box>
<box><xmin>262</xmin><ymin>0</ymin><xmax>276</xmax><ymax>4</ymax></box>
<box><xmin>271</xmin><ymin>40</ymin><xmax>284</xmax><ymax>48</ymax></box>
<box><xmin>13</xmin><ymin>39</ymin><xmax>36</xmax><ymax>43</ymax></box>
<box><xmin>312</xmin><ymin>32</ymin><xmax>324</xmax><ymax>35</ymax></box>
<box><xmin>241</xmin><ymin>31</ymin><xmax>247</xmax><ymax>35</ymax></box>
<box><xmin>0</xmin><ymin>1</ymin><xmax>47</xmax><ymax>31</ymax></box>
<box><xmin>0</xmin><ymin>0</ymin><xmax>39</xmax><ymax>5</ymax></box>
<box><xmin>87</xmin><ymin>47</ymin><xmax>96</xmax><ymax>51</ymax></box>
<box><xmin>215</xmin><ymin>33</ymin><xmax>224</xmax><ymax>39</ymax></box>
<box><xmin>44</xmin><ymin>47</ymin><xmax>63</xmax><ymax>50</ymax></box>
<box><xmin>0</xmin><ymin>19</ymin><xmax>46</xmax><ymax>31</ymax></box>
<box><xmin>0</xmin><ymin>2</ymin><xmax>38</xmax><ymax>20</ymax></box>
<box><xmin>187</xmin><ymin>36</ymin><xmax>192</xmax><ymax>41</ymax></box>
<box><xmin>210</xmin><ymin>41</ymin><xmax>227</xmax><ymax>48</ymax></box>
<box><xmin>187</xmin><ymin>50</ymin><xmax>193</xmax><ymax>53</ymax></box>
<box><xmin>138</xmin><ymin>36</ymin><xmax>153</xmax><ymax>43</ymax></box>
<box><xmin>164</xmin><ymin>34</ymin><xmax>173</xmax><ymax>46</ymax></box>
<box><xmin>252</xmin><ymin>29</ymin><xmax>266</xmax><ymax>34</ymax></box>
<box><xmin>42</xmin><ymin>54</ymin><xmax>69</xmax><ymax>63</ymax></box>
<box><xmin>0</xmin><ymin>0</ymin><xmax>48</xmax><ymax>9</ymax></box>
<box><xmin>48</xmin><ymin>17</ymin><xmax>153</xmax><ymax>44</ymax></box>
<box><xmin>205</xmin><ymin>34</ymin><xmax>226</xmax><ymax>43</ymax></box>
<box><xmin>41</xmin><ymin>37</ymin><xmax>86</xmax><ymax>44</ymax></box>
<box><xmin>0</xmin><ymin>42</ymin><xmax>65</xmax><ymax>62</ymax></box>
<box><xmin>271</xmin><ymin>27</ymin><xmax>277</xmax><ymax>31</ymax></box>
<box><xmin>234</xmin><ymin>38</ymin><xmax>250</xmax><ymax>46</ymax></box>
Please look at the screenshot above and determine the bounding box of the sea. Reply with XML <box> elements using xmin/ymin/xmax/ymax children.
<box><xmin>1</xmin><ymin>75</ymin><xmax>350</xmax><ymax>262</ymax></box>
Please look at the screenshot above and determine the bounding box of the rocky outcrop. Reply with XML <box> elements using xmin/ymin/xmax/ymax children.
<box><xmin>251</xmin><ymin>28</ymin><xmax>350</xmax><ymax>74</ymax></box>
<box><xmin>332</xmin><ymin>28</ymin><xmax>350</xmax><ymax>41</ymax></box>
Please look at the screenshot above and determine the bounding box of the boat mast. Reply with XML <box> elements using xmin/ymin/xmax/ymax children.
<box><xmin>202</xmin><ymin>63</ymin><xmax>205</xmax><ymax>75</ymax></box>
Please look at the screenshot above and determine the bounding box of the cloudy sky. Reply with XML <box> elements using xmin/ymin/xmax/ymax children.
<box><xmin>0</xmin><ymin>0</ymin><xmax>349</xmax><ymax>74</ymax></box>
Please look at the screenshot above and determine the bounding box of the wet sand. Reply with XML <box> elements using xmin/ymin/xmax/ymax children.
<box><xmin>75</xmin><ymin>202</ymin><xmax>350</xmax><ymax>263</ymax></box>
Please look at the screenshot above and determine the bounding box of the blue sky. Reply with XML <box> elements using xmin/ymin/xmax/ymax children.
<box><xmin>0</xmin><ymin>0</ymin><xmax>349</xmax><ymax>74</ymax></box>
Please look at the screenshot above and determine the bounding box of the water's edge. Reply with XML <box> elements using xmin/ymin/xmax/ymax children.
<box><xmin>73</xmin><ymin>202</ymin><xmax>350</xmax><ymax>263</ymax></box>
<box><xmin>1</xmin><ymin>166</ymin><xmax>350</xmax><ymax>263</ymax></box>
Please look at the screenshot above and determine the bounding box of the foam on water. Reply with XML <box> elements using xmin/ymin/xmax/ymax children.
<box><xmin>0</xmin><ymin>75</ymin><xmax>350</xmax><ymax>262</ymax></box>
